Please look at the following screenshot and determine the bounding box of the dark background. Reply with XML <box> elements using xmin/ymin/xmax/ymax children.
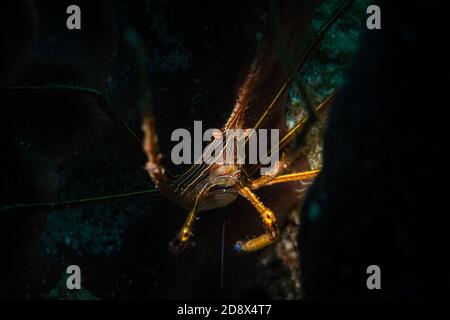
<box><xmin>300</xmin><ymin>0</ymin><xmax>450</xmax><ymax>299</ymax></box>
<box><xmin>1</xmin><ymin>0</ymin><xmax>449</xmax><ymax>300</ymax></box>
<box><xmin>0</xmin><ymin>0</ymin><xmax>318</xmax><ymax>299</ymax></box>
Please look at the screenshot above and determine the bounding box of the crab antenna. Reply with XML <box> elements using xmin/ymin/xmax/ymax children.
<box><xmin>278</xmin><ymin>90</ymin><xmax>336</xmax><ymax>151</ymax></box>
<box><xmin>0</xmin><ymin>85</ymin><xmax>142</xmax><ymax>147</ymax></box>
<box><xmin>0</xmin><ymin>189</ymin><xmax>160</xmax><ymax>215</ymax></box>
<box><xmin>247</xmin><ymin>90</ymin><xmax>336</xmax><ymax>177</ymax></box>
<box><xmin>252</xmin><ymin>0</ymin><xmax>354</xmax><ymax>131</ymax></box>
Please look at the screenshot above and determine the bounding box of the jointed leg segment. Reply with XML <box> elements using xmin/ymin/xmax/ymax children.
<box><xmin>263</xmin><ymin>169</ymin><xmax>320</xmax><ymax>187</ymax></box>
<box><xmin>235</xmin><ymin>183</ymin><xmax>279</xmax><ymax>252</ymax></box>
<box><xmin>235</xmin><ymin>169</ymin><xmax>320</xmax><ymax>252</ymax></box>
<box><xmin>168</xmin><ymin>188</ymin><xmax>206</xmax><ymax>254</ymax></box>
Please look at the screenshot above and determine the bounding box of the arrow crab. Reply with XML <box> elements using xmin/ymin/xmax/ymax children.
<box><xmin>0</xmin><ymin>1</ymin><xmax>353</xmax><ymax>258</ymax></box>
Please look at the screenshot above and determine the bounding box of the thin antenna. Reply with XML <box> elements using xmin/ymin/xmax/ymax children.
<box><xmin>0</xmin><ymin>189</ymin><xmax>160</xmax><ymax>214</ymax></box>
<box><xmin>0</xmin><ymin>85</ymin><xmax>142</xmax><ymax>147</ymax></box>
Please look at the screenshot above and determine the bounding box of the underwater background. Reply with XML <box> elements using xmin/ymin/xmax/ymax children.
<box><xmin>1</xmin><ymin>0</ymin><xmax>449</xmax><ymax>299</ymax></box>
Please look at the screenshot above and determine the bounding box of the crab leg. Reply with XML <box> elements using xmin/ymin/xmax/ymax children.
<box><xmin>169</xmin><ymin>187</ymin><xmax>208</xmax><ymax>254</ymax></box>
<box><xmin>247</xmin><ymin>90</ymin><xmax>336</xmax><ymax>178</ymax></box>
<box><xmin>262</xmin><ymin>169</ymin><xmax>320</xmax><ymax>187</ymax></box>
<box><xmin>126</xmin><ymin>31</ymin><xmax>176</xmax><ymax>199</ymax></box>
<box><xmin>250</xmin><ymin>0</ymin><xmax>353</xmax><ymax>132</ymax></box>
<box><xmin>234</xmin><ymin>182</ymin><xmax>279</xmax><ymax>252</ymax></box>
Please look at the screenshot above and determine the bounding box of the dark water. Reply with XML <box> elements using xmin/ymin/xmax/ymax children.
<box><xmin>0</xmin><ymin>0</ymin><xmax>324</xmax><ymax>299</ymax></box>
<box><xmin>3</xmin><ymin>0</ymin><xmax>444</xmax><ymax>300</ymax></box>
